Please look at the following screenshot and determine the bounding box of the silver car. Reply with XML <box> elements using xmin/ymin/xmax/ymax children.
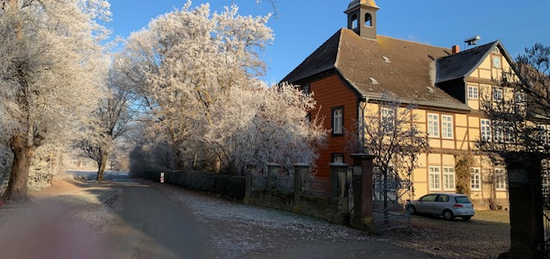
<box><xmin>406</xmin><ymin>193</ymin><xmax>475</xmax><ymax>221</ymax></box>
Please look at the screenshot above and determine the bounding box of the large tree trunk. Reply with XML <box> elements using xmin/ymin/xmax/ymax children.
<box><xmin>97</xmin><ymin>150</ymin><xmax>108</xmax><ymax>182</ymax></box>
<box><xmin>2</xmin><ymin>135</ymin><xmax>34</xmax><ymax>202</ymax></box>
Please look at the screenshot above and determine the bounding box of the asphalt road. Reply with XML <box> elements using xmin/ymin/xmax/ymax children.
<box><xmin>106</xmin><ymin>181</ymin><xmax>217</xmax><ymax>259</ymax></box>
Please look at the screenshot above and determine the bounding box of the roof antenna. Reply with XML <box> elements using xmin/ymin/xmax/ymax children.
<box><xmin>464</xmin><ymin>35</ymin><xmax>481</xmax><ymax>49</ymax></box>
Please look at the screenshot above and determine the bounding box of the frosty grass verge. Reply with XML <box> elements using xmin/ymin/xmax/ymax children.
<box><xmin>145</xmin><ymin>180</ymin><xmax>369</xmax><ymax>241</ymax></box>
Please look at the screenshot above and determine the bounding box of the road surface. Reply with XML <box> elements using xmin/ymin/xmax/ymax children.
<box><xmin>106</xmin><ymin>180</ymin><xmax>217</xmax><ymax>258</ymax></box>
<box><xmin>104</xmin><ymin>177</ymin><xmax>432</xmax><ymax>259</ymax></box>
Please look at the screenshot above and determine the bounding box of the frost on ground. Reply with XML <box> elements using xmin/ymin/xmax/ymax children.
<box><xmin>0</xmin><ymin>174</ymin><xmax>120</xmax><ymax>259</ymax></box>
<box><xmin>140</xmin><ymin>179</ymin><xmax>371</xmax><ymax>259</ymax></box>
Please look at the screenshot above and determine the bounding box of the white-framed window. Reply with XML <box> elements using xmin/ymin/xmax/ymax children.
<box><xmin>481</xmin><ymin>119</ymin><xmax>491</xmax><ymax>141</ymax></box>
<box><xmin>381</xmin><ymin>107</ymin><xmax>395</xmax><ymax>133</ymax></box>
<box><xmin>494</xmin><ymin>121</ymin><xmax>514</xmax><ymax>143</ymax></box>
<box><xmin>429</xmin><ymin>166</ymin><xmax>441</xmax><ymax>190</ymax></box>
<box><xmin>332</xmin><ymin>107</ymin><xmax>343</xmax><ymax>135</ymax></box>
<box><xmin>443</xmin><ymin>166</ymin><xmax>455</xmax><ymax>191</ymax></box>
<box><xmin>428</xmin><ymin>113</ymin><xmax>439</xmax><ymax>138</ymax></box>
<box><xmin>331</xmin><ymin>153</ymin><xmax>344</xmax><ymax>163</ymax></box>
<box><xmin>468</xmin><ymin>85</ymin><xmax>479</xmax><ymax>99</ymax></box>
<box><xmin>514</xmin><ymin>91</ymin><xmax>525</xmax><ymax>103</ymax></box>
<box><xmin>471</xmin><ymin>167</ymin><xmax>481</xmax><ymax>190</ymax></box>
<box><xmin>494</xmin><ymin>121</ymin><xmax>504</xmax><ymax>143</ymax></box>
<box><xmin>493</xmin><ymin>87</ymin><xmax>503</xmax><ymax>102</ymax></box>
<box><xmin>538</xmin><ymin>125</ymin><xmax>549</xmax><ymax>145</ymax></box>
<box><xmin>441</xmin><ymin>115</ymin><xmax>454</xmax><ymax>139</ymax></box>
<box><xmin>495</xmin><ymin>168</ymin><xmax>506</xmax><ymax>190</ymax></box>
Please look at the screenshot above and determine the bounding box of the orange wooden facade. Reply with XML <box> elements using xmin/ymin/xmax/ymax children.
<box><xmin>309</xmin><ymin>74</ymin><xmax>359</xmax><ymax>178</ymax></box>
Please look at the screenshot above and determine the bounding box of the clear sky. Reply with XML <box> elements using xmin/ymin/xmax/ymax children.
<box><xmin>109</xmin><ymin>0</ymin><xmax>550</xmax><ymax>84</ymax></box>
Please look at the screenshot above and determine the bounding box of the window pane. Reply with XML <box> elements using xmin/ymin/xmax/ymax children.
<box><xmin>443</xmin><ymin>166</ymin><xmax>455</xmax><ymax>190</ymax></box>
<box><xmin>333</xmin><ymin>108</ymin><xmax>343</xmax><ymax>134</ymax></box>
<box><xmin>428</xmin><ymin>114</ymin><xmax>439</xmax><ymax>137</ymax></box>
<box><xmin>468</xmin><ymin>86</ymin><xmax>478</xmax><ymax>99</ymax></box>
<box><xmin>481</xmin><ymin>119</ymin><xmax>491</xmax><ymax>141</ymax></box>
<box><xmin>442</xmin><ymin>115</ymin><xmax>453</xmax><ymax>139</ymax></box>
<box><xmin>471</xmin><ymin>168</ymin><xmax>481</xmax><ymax>190</ymax></box>
<box><xmin>429</xmin><ymin>166</ymin><xmax>441</xmax><ymax>190</ymax></box>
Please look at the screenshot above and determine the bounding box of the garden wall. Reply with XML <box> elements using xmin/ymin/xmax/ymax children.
<box><xmin>141</xmin><ymin>170</ymin><xmax>246</xmax><ymax>200</ymax></box>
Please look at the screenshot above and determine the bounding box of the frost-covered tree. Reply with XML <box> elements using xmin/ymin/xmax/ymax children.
<box><xmin>205</xmin><ymin>84</ymin><xmax>326</xmax><ymax>174</ymax></box>
<box><xmin>76</xmin><ymin>60</ymin><xmax>137</xmax><ymax>181</ymax></box>
<box><xmin>121</xmin><ymin>1</ymin><xmax>326</xmax><ymax>174</ymax></box>
<box><xmin>120</xmin><ymin>1</ymin><xmax>272</xmax><ymax>170</ymax></box>
<box><xmin>0</xmin><ymin>0</ymin><xmax>111</xmax><ymax>201</ymax></box>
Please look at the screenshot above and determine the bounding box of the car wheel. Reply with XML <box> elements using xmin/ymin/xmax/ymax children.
<box><xmin>443</xmin><ymin>210</ymin><xmax>454</xmax><ymax>220</ymax></box>
<box><xmin>407</xmin><ymin>205</ymin><xmax>416</xmax><ymax>215</ymax></box>
<box><xmin>462</xmin><ymin>216</ymin><xmax>471</xmax><ymax>221</ymax></box>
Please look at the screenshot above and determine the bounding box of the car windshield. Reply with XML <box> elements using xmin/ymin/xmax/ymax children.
<box><xmin>455</xmin><ymin>196</ymin><xmax>471</xmax><ymax>203</ymax></box>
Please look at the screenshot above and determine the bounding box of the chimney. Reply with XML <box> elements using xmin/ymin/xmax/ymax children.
<box><xmin>452</xmin><ymin>45</ymin><xmax>460</xmax><ymax>54</ymax></box>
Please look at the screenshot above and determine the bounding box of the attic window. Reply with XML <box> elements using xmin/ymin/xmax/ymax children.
<box><xmin>426</xmin><ymin>86</ymin><xmax>435</xmax><ymax>93</ymax></box>
<box><xmin>369</xmin><ymin>77</ymin><xmax>379</xmax><ymax>85</ymax></box>
<box><xmin>382</xmin><ymin>56</ymin><xmax>391</xmax><ymax>63</ymax></box>
<box><xmin>492</xmin><ymin>47</ymin><xmax>500</xmax><ymax>53</ymax></box>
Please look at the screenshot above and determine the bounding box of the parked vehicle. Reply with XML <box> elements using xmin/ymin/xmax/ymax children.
<box><xmin>406</xmin><ymin>193</ymin><xmax>475</xmax><ymax>221</ymax></box>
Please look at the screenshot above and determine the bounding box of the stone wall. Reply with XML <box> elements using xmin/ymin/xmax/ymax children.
<box><xmin>141</xmin><ymin>170</ymin><xmax>246</xmax><ymax>200</ymax></box>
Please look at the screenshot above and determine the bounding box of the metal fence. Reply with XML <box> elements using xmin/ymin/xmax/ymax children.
<box><xmin>541</xmin><ymin>160</ymin><xmax>550</xmax><ymax>253</ymax></box>
<box><xmin>372</xmin><ymin>174</ymin><xmax>411</xmax><ymax>231</ymax></box>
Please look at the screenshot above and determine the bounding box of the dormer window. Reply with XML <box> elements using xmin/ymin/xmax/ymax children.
<box><xmin>468</xmin><ymin>85</ymin><xmax>478</xmax><ymax>99</ymax></box>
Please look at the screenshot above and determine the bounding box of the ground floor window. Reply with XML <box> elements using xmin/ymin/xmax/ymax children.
<box><xmin>331</xmin><ymin>153</ymin><xmax>344</xmax><ymax>163</ymax></box>
<box><xmin>495</xmin><ymin>168</ymin><xmax>506</xmax><ymax>190</ymax></box>
<box><xmin>443</xmin><ymin>166</ymin><xmax>455</xmax><ymax>191</ymax></box>
<box><xmin>471</xmin><ymin>167</ymin><xmax>481</xmax><ymax>190</ymax></box>
<box><xmin>429</xmin><ymin>166</ymin><xmax>441</xmax><ymax>190</ymax></box>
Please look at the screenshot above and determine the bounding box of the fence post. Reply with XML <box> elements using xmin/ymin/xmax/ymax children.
<box><xmin>293</xmin><ymin>163</ymin><xmax>310</xmax><ymax>213</ymax></box>
<box><xmin>350</xmin><ymin>153</ymin><xmax>376</xmax><ymax>233</ymax></box>
<box><xmin>244</xmin><ymin>165</ymin><xmax>255</xmax><ymax>205</ymax></box>
<box><xmin>504</xmin><ymin>153</ymin><xmax>544</xmax><ymax>259</ymax></box>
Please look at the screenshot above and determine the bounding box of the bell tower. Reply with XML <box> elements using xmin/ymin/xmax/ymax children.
<box><xmin>345</xmin><ymin>0</ymin><xmax>379</xmax><ymax>40</ymax></box>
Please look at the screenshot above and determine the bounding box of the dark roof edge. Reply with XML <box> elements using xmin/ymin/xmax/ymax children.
<box><xmin>280</xmin><ymin>29</ymin><xmax>344</xmax><ymax>84</ymax></box>
<box><xmin>360</xmin><ymin>91</ymin><xmax>472</xmax><ymax>112</ymax></box>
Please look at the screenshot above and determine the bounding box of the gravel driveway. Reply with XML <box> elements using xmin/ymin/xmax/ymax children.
<box><xmin>381</xmin><ymin>210</ymin><xmax>510</xmax><ymax>258</ymax></box>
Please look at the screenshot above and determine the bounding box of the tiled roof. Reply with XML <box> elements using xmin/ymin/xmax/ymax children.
<box><xmin>436</xmin><ymin>41</ymin><xmax>499</xmax><ymax>84</ymax></box>
<box><xmin>281</xmin><ymin>30</ymin><xmax>341</xmax><ymax>84</ymax></box>
<box><xmin>282</xmin><ymin>28</ymin><xmax>472</xmax><ymax>111</ymax></box>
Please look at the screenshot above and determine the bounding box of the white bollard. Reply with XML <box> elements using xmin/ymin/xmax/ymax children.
<box><xmin>160</xmin><ymin>172</ymin><xmax>165</xmax><ymax>183</ymax></box>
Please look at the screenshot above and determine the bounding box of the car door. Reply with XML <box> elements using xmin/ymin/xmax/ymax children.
<box><xmin>416</xmin><ymin>194</ymin><xmax>438</xmax><ymax>214</ymax></box>
<box><xmin>435</xmin><ymin>194</ymin><xmax>450</xmax><ymax>215</ymax></box>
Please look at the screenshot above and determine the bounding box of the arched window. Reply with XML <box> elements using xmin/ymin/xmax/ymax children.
<box><xmin>365</xmin><ymin>13</ymin><xmax>372</xmax><ymax>27</ymax></box>
<box><xmin>351</xmin><ymin>14</ymin><xmax>358</xmax><ymax>29</ymax></box>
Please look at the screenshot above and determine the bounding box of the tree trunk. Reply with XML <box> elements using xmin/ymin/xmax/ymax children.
<box><xmin>2</xmin><ymin>135</ymin><xmax>34</xmax><ymax>202</ymax></box>
<box><xmin>97</xmin><ymin>151</ymin><xmax>108</xmax><ymax>182</ymax></box>
<box><xmin>383</xmin><ymin>171</ymin><xmax>389</xmax><ymax>224</ymax></box>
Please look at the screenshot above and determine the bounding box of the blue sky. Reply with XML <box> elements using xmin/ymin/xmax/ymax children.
<box><xmin>109</xmin><ymin>0</ymin><xmax>550</xmax><ymax>84</ymax></box>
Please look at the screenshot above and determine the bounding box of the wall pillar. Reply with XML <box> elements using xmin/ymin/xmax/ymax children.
<box><xmin>350</xmin><ymin>153</ymin><xmax>376</xmax><ymax>233</ymax></box>
<box><xmin>244</xmin><ymin>165</ymin><xmax>256</xmax><ymax>205</ymax></box>
<box><xmin>504</xmin><ymin>153</ymin><xmax>544</xmax><ymax>259</ymax></box>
